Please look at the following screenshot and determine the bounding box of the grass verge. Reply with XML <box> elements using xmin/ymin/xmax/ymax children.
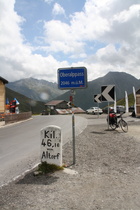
<box><xmin>36</xmin><ymin>162</ymin><xmax>64</xmax><ymax>175</ymax></box>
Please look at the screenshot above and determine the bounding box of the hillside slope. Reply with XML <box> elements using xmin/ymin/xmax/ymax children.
<box><xmin>6</xmin><ymin>77</ymin><xmax>66</xmax><ymax>102</ymax></box>
<box><xmin>55</xmin><ymin>72</ymin><xmax>140</xmax><ymax>110</ymax></box>
<box><xmin>5</xmin><ymin>72</ymin><xmax>140</xmax><ymax>111</ymax></box>
<box><xmin>6</xmin><ymin>87</ymin><xmax>45</xmax><ymax>114</ymax></box>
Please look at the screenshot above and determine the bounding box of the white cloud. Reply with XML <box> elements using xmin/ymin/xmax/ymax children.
<box><xmin>52</xmin><ymin>3</ymin><xmax>65</xmax><ymax>16</ymax></box>
<box><xmin>0</xmin><ymin>0</ymin><xmax>68</xmax><ymax>82</ymax></box>
<box><xmin>44</xmin><ymin>0</ymin><xmax>53</xmax><ymax>4</ymax></box>
<box><xmin>42</xmin><ymin>0</ymin><xmax>140</xmax><ymax>79</ymax></box>
<box><xmin>0</xmin><ymin>0</ymin><xmax>140</xmax><ymax>83</ymax></box>
<box><xmin>43</xmin><ymin>20</ymin><xmax>85</xmax><ymax>56</ymax></box>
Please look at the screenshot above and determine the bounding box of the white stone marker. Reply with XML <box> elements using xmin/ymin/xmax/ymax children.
<box><xmin>40</xmin><ymin>125</ymin><xmax>62</xmax><ymax>166</ymax></box>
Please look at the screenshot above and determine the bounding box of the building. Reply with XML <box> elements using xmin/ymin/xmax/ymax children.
<box><xmin>45</xmin><ymin>100</ymin><xmax>68</xmax><ymax>114</ymax></box>
<box><xmin>44</xmin><ymin>100</ymin><xmax>85</xmax><ymax>115</ymax></box>
<box><xmin>0</xmin><ymin>77</ymin><xmax>8</xmax><ymax>113</ymax></box>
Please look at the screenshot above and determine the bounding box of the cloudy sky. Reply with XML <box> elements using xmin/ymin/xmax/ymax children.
<box><xmin>0</xmin><ymin>0</ymin><xmax>140</xmax><ymax>82</ymax></box>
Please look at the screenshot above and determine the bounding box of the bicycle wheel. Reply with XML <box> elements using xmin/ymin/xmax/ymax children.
<box><xmin>119</xmin><ymin>119</ymin><xmax>128</xmax><ymax>132</ymax></box>
<box><xmin>110</xmin><ymin>123</ymin><xmax>117</xmax><ymax>130</ymax></box>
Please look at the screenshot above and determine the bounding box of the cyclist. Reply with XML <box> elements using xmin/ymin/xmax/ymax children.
<box><xmin>108</xmin><ymin>110</ymin><xmax>117</xmax><ymax>125</ymax></box>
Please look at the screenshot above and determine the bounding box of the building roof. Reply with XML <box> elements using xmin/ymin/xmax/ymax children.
<box><xmin>136</xmin><ymin>89</ymin><xmax>140</xmax><ymax>94</ymax></box>
<box><xmin>0</xmin><ymin>76</ymin><xmax>8</xmax><ymax>84</ymax></box>
<box><xmin>45</xmin><ymin>100</ymin><xmax>67</xmax><ymax>106</ymax></box>
<box><xmin>56</xmin><ymin>107</ymin><xmax>85</xmax><ymax>114</ymax></box>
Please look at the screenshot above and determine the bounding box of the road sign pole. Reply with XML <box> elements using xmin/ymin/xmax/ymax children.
<box><xmin>57</xmin><ymin>67</ymin><xmax>87</xmax><ymax>165</ymax></box>
<box><xmin>72</xmin><ymin>112</ymin><xmax>76</xmax><ymax>164</ymax></box>
<box><xmin>108</xmin><ymin>102</ymin><xmax>110</xmax><ymax>130</ymax></box>
<box><xmin>101</xmin><ymin>85</ymin><xmax>115</xmax><ymax>130</ymax></box>
<box><xmin>97</xmin><ymin>102</ymin><xmax>99</xmax><ymax>118</ymax></box>
<box><xmin>71</xmin><ymin>89</ymin><xmax>76</xmax><ymax>165</ymax></box>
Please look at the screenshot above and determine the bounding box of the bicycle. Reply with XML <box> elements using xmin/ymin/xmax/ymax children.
<box><xmin>107</xmin><ymin>112</ymin><xmax>128</xmax><ymax>132</ymax></box>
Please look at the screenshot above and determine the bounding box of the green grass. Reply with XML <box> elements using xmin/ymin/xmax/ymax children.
<box><xmin>104</xmin><ymin>93</ymin><xmax>135</xmax><ymax>108</ymax></box>
<box><xmin>116</xmin><ymin>93</ymin><xmax>134</xmax><ymax>107</ymax></box>
<box><xmin>37</xmin><ymin>162</ymin><xmax>64</xmax><ymax>174</ymax></box>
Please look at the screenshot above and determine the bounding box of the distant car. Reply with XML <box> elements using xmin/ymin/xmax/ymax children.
<box><xmin>102</xmin><ymin>107</ymin><xmax>114</xmax><ymax>113</ymax></box>
<box><xmin>116</xmin><ymin>105</ymin><xmax>125</xmax><ymax>113</ymax></box>
<box><xmin>103</xmin><ymin>106</ymin><xmax>125</xmax><ymax>114</ymax></box>
<box><xmin>41</xmin><ymin>110</ymin><xmax>48</xmax><ymax>115</ymax></box>
<box><xmin>86</xmin><ymin>107</ymin><xmax>103</xmax><ymax>115</ymax></box>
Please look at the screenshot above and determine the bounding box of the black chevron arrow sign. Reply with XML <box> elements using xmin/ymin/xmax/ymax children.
<box><xmin>94</xmin><ymin>94</ymin><xmax>102</xmax><ymax>103</ymax></box>
<box><xmin>101</xmin><ymin>85</ymin><xmax>115</xmax><ymax>102</ymax></box>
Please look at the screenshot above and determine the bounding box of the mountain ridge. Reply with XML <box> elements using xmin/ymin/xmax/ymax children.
<box><xmin>55</xmin><ymin>71</ymin><xmax>140</xmax><ymax>110</ymax></box>
<box><xmin>6</xmin><ymin>77</ymin><xmax>67</xmax><ymax>102</ymax></box>
<box><xmin>6</xmin><ymin>71</ymin><xmax>140</xmax><ymax>111</ymax></box>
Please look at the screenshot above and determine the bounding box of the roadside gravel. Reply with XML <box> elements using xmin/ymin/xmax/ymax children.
<box><xmin>0</xmin><ymin>115</ymin><xmax>140</xmax><ymax>210</ymax></box>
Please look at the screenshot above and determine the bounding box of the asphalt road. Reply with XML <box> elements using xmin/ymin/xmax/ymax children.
<box><xmin>0</xmin><ymin>115</ymin><xmax>87</xmax><ymax>187</ymax></box>
<box><xmin>1</xmin><ymin>114</ymin><xmax>140</xmax><ymax>209</ymax></box>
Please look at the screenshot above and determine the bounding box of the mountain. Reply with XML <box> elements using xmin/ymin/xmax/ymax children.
<box><xmin>5</xmin><ymin>72</ymin><xmax>140</xmax><ymax>111</ymax></box>
<box><xmin>6</xmin><ymin>87</ymin><xmax>45</xmax><ymax>114</ymax></box>
<box><xmin>54</xmin><ymin>72</ymin><xmax>140</xmax><ymax>110</ymax></box>
<box><xmin>6</xmin><ymin>77</ymin><xmax>67</xmax><ymax>102</ymax></box>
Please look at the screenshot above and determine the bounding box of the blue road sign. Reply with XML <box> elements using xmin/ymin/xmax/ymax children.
<box><xmin>58</xmin><ymin>67</ymin><xmax>87</xmax><ymax>89</ymax></box>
